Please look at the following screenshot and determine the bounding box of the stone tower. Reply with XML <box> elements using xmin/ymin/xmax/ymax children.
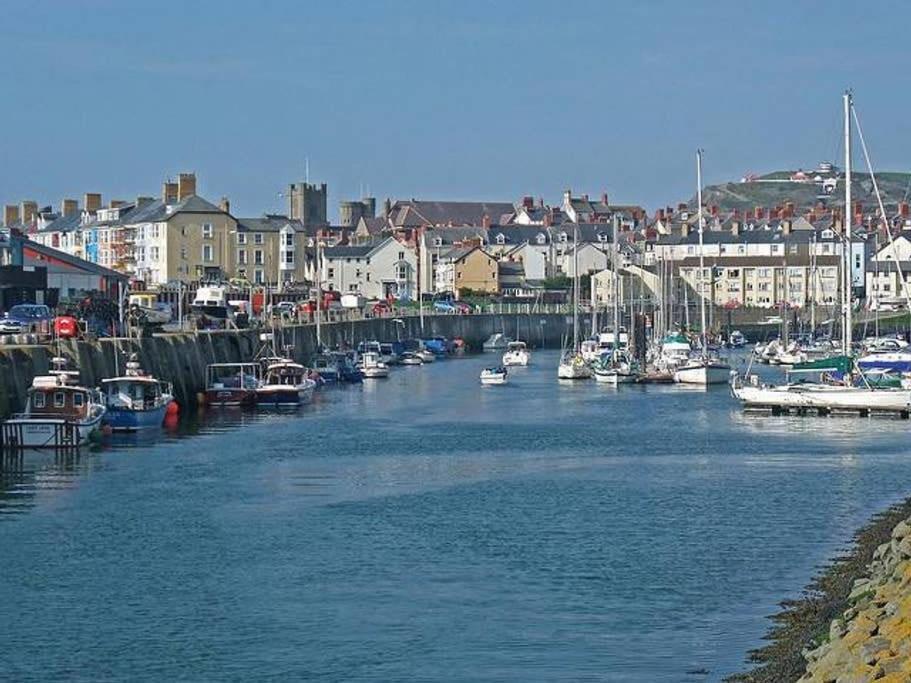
<box><xmin>288</xmin><ymin>182</ymin><xmax>327</xmax><ymax>227</ymax></box>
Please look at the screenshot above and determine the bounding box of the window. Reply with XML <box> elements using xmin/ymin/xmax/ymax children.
<box><xmin>73</xmin><ymin>393</ymin><xmax>84</xmax><ymax>407</ymax></box>
<box><xmin>772</xmin><ymin>244</ymin><xmax>781</xmax><ymax>253</ymax></box>
<box><xmin>254</xmin><ymin>233</ymin><xmax>263</xmax><ymax>245</ymax></box>
<box><xmin>327</xmin><ymin>268</ymin><xmax>335</xmax><ymax>278</ymax></box>
<box><xmin>284</xmin><ymin>233</ymin><xmax>293</xmax><ymax>247</ymax></box>
<box><xmin>348</xmin><ymin>284</ymin><xmax>358</xmax><ymax>292</ymax></box>
<box><xmin>202</xmin><ymin>223</ymin><xmax>213</xmax><ymax>238</ymax></box>
<box><xmin>366</xmin><ymin>273</ymin><xmax>371</xmax><ymax>281</ymax></box>
<box><xmin>254</xmin><ymin>269</ymin><xmax>264</xmax><ymax>284</ymax></box>
<box><xmin>687</xmin><ymin>246</ymin><xmax>695</xmax><ymax>255</ymax></box>
<box><xmin>559</xmin><ymin>232</ymin><xmax>568</xmax><ymax>243</ymax></box>
<box><xmin>737</xmin><ymin>244</ymin><xmax>745</xmax><ymax>255</ymax></box>
<box><xmin>150</xmin><ymin>247</ymin><xmax>159</xmax><ymax>261</ymax></box>
<box><xmin>284</xmin><ymin>252</ymin><xmax>293</xmax><ymax>265</ymax></box>
<box><xmin>355</xmin><ymin>269</ymin><xmax>361</xmax><ymax>278</ymax></box>
<box><xmin>237</xmin><ymin>233</ymin><xmax>247</xmax><ymax>245</ymax></box>
<box><xmin>789</xmin><ymin>244</ymin><xmax>798</xmax><ymax>254</ymax></box>
<box><xmin>33</xmin><ymin>393</ymin><xmax>45</xmax><ymax>409</ymax></box>
<box><xmin>151</xmin><ymin>225</ymin><xmax>160</xmax><ymax>238</ymax></box>
<box><xmin>203</xmin><ymin>244</ymin><xmax>214</xmax><ymax>262</ymax></box>
<box><xmin>54</xmin><ymin>391</ymin><xmax>65</xmax><ymax>408</ymax></box>
<box><xmin>238</xmin><ymin>249</ymin><xmax>247</xmax><ymax>265</ymax></box>
<box><xmin>397</xmin><ymin>265</ymin><xmax>408</xmax><ymax>280</ymax></box>
<box><xmin>254</xmin><ymin>249</ymin><xmax>263</xmax><ymax>265</ymax></box>
<box><xmin>433</xmin><ymin>237</ymin><xmax>443</xmax><ymax>247</ymax></box>
<box><xmin>181</xmin><ymin>246</ymin><xmax>188</xmax><ymax>260</ymax></box>
<box><xmin>496</xmin><ymin>234</ymin><xmax>505</xmax><ymax>245</ymax></box>
<box><xmin>398</xmin><ymin>251</ymin><xmax>405</xmax><ymax>260</ymax></box>
<box><xmin>536</xmin><ymin>234</ymin><xmax>546</xmax><ymax>245</ymax></box>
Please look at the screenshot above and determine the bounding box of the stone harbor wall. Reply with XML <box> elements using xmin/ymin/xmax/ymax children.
<box><xmin>798</xmin><ymin>516</ymin><xmax>911</xmax><ymax>682</ymax></box>
<box><xmin>0</xmin><ymin>313</ymin><xmax>573</xmax><ymax>418</ymax></box>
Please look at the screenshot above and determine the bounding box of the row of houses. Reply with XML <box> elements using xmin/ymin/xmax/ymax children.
<box><xmin>6</xmin><ymin>172</ymin><xmax>911</xmax><ymax>310</ymax></box>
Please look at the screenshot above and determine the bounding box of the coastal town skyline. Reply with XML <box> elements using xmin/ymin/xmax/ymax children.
<box><xmin>4</xmin><ymin>2</ymin><xmax>911</xmax><ymax>216</ymax></box>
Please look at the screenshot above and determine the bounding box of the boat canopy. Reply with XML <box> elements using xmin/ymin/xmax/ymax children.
<box><xmin>790</xmin><ymin>355</ymin><xmax>853</xmax><ymax>375</ymax></box>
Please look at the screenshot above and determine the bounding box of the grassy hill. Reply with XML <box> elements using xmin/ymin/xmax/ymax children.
<box><xmin>694</xmin><ymin>171</ymin><xmax>911</xmax><ymax>212</ymax></box>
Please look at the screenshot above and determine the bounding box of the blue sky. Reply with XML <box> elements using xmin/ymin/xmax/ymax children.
<box><xmin>3</xmin><ymin>0</ymin><xmax>911</xmax><ymax>219</ymax></box>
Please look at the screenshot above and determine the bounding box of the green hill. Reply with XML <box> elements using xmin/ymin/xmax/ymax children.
<box><xmin>694</xmin><ymin>171</ymin><xmax>911</xmax><ymax>212</ymax></box>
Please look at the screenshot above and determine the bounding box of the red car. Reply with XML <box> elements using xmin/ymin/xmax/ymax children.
<box><xmin>372</xmin><ymin>301</ymin><xmax>393</xmax><ymax>316</ymax></box>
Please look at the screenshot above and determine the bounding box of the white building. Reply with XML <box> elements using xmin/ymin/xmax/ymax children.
<box><xmin>321</xmin><ymin>237</ymin><xmax>417</xmax><ymax>300</ymax></box>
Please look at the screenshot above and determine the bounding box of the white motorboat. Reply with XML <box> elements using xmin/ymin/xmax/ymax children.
<box><xmin>398</xmin><ymin>352</ymin><xmax>423</xmax><ymax>366</ymax></box>
<box><xmin>502</xmin><ymin>341</ymin><xmax>530</xmax><ymax>367</ymax></box>
<box><xmin>256</xmin><ymin>361</ymin><xmax>317</xmax><ymax>406</ymax></box>
<box><xmin>482</xmin><ymin>333</ymin><xmax>512</xmax><ymax>351</ymax></box>
<box><xmin>673</xmin><ymin>357</ymin><xmax>731</xmax><ymax>385</ymax></box>
<box><xmin>359</xmin><ymin>351</ymin><xmax>390</xmax><ymax>378</ymax></box>
<box><xmin>480</xmin><ymin>367</ymin><xmax>508</xmax><ymax>385</ymax></box>
<box><xmin>1</xmin><ymin>359</ymin><xmax>105</xmax><ymax>448</ymax></box>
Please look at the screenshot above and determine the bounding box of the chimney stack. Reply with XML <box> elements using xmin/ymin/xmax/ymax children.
<box><xmin>84</xmin><ymin>193</ymin><xmax>102</xmax><ymax>213</ymax></box>
<box><xmin>481</xmin><ymin>214</ymin><xmax>491</xmax><ymax>229</ymax></box>
<box><xmin>522</xmin><ymin>195</ymin><xmax>534</xmax><ymax>209</ymax></box>
<box><xmin>20</xmin><ymin>200</ymin><xmax>38</xmax><ymax>225</ymax></box>
<box><xmin>219</xmin><ymin>196</ymin><xmax>230</xmax><ymax>213</ymax></box>
<box><xmin>177</xmin><ymin>172</ymin><xmax>197</xmax><ymax>200</ymax></box>
<box><xmin>678</xmin><ymin>202</ymin><xmax>688</xmax><ymax>211</ymax></box>
<box><xmin>3</xmin><ymin>205</ymin><xmax>19</xmax><ymax>226</ymax></box>
<box><xmin>901</xmin><ymin>202</ymin><xmax>910</xmax><ymax>218</ymax></box>
<box><xmin>731</xmin><ymin>220</ymin><xmax>741</xmax><ymax>237</ymax></box>
<box><xmin>110</xmin><ymin>199</ymin><xmax>126</xmax><ymax>209</ymax></box>
<box><xmin>656</xmin><ymin>208</ymin><xmax>665</xmax><ymax>221</ymax></box>
<box><xmin>601</xmin><ymin>192</ymin><xmax>609</xmax><ymax>206</ymax></box>
<box><xmin>61</xmin><ymin>198</ymin><xmax>79</xmax><ymax>216</ymax></box>
<box><xmin>754</xmin><ymin>206</ymin><xmax>763</xmax><ymax>220</ymax></box>
<box><xmin>782</xmin><ymin>219</ymin><xmax>792</xmax><ymax>236</ymax></box>
<box><xmin>162</xmin><ymin>181</ymin><xmax>178</xmax><ymax>204</ymax></box>
<box><xmin>135</xmin><ymin>196</ymin><xmax>154</xmax><ymax>207</ymax></box>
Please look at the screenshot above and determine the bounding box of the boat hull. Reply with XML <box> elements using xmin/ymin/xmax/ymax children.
<box><xmin>733</xmin><ymin>384</ymin><xmax>911</xmax><ymax>413</ymax></box>
<box><xmin>361</xmin><ymin>367</ymin><xmax>389</xmax><ymax>378</ymax></box>
<box><xmin>255</xmin><ymin>383</ymin><xmax>315</xmax><ymax>407</ymax></box>
<box><xmin>480</xmin><ymin>375</ymin><xmax>507</xmax><ymax>385</ymax></box>
<box><xmin>858</xmin><ymin>354</ymin><xmax>911</xmax><ymax>374</ymax></box>
<box><xmin>673</xmin><ymin>363</ymin><xmax>731</xmax><ymax>385</ymax></box>
<box><xmin>593</xmin><ymin>370</ymin><xmax>639</xmax><ymax>384</ymax></box>
<box><xmin>558</xmin><ymin>363</ymin><xmax>592</xmax><ymax>379</ymax></box>
<box><xmin>502</xmin><ymin>352</ymin><xmax>529</xmax><ymax>367</ymax></box>
<box><xmin>205</xmin><ymin>388</ymin><xmax>257</xmax><ymax>407</ymax></box>
<box><xmin>105</xmin><ymin>403</ymin><xmax>169</xmax><ymax>431</ymax></box>
<box><xmin>2</xmin><ymin>412</ymin><xmax>104</xmax><ymax>448</ymax></box>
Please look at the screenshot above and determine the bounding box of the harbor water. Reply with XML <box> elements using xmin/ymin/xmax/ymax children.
<box><xmin>3</xmin><ymin>350</ymin><xmax>911</xmax><ymax>681</ymax></box>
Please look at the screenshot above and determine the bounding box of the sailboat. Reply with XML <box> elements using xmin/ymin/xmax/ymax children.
<box><xmin>593</xmin><ymin>216</ymin><xmax>641</xmax><ymax>384</ymax></box>
<box><xmin>674</xmin><ymin>150</ymin><xmax>732</xmax><ymax>385</ymax></box>
<box><xmin>558</xmin><ymin>223</ymin><xmax>593</xmax><ymax>379</ymax></box>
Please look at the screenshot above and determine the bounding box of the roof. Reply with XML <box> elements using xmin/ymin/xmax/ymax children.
<box><xmin>23</xmin><ymin>239</ymin><xmax>129</xmax><ymax>281</ymax></box>
<box><xmin>38</xmin><ymin>212</ymin><xmax>82</xmax><ymax>234</ymax></box>
<box><xmin>389</xmin><ymin>199</ymin><xmax>515</xmax><ymax>228</ymax></box>
<box><xmin>237</xmin><ymin>215</ymin><xmax>303</xmax><ymax>233</ymax></box>
<box><xmin>674</xmin><ymin>255</ymin><xmax>842</xmax><ymax>269</ymax></box>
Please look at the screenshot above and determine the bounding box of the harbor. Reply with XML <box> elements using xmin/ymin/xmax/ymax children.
<box><xmin>3</xmin><ymin>348</ymin><xmax>911</xmax><ymax>680</ymax></box>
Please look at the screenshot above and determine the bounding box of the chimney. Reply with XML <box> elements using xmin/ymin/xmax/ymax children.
<box><xmin>680</xmin><ymin>221</ymin><xmax>690</xmax><ymax>237</ymax></box>
<box><xmin>219</xmin><ymin>196</ymin><xmax>230</xmax><ymax>213</ymax></box>
<box><xmin>110</xmin><ymin>199</ymin><xmax>126</xmax><ymax>209</ymax></box>
<box><xmin>61</xmin><ymin>198</ymin><xmax>79</xmax><ymax>216</ymax></box>
<box><xmin>522</xmin><ymin>195</ymin><xmax>534</xmax><ymax>209</ymax></box>
<box><xmin>754</xmin><ymin>206</ymin><xmax>763</xmax><ymax>220</ymax></box>
<box><xmin>656</xmin><ymin>208</ymin><xmax>665</xmax><ymax>221</ymax></box>
<box><xmin>678</xmin><ymin>202</ymin><xmax>687</xmax><ymax>211</ymax></box>
<box><xmin>710</xmin><ymin>204</ymin><xmax>718</xmax><ymax>216</ymax></box>
<box><xmin>84</xmin><ymin>193</ymin><xmax>102</xmax><ymax>213</ymax></box>
<box><xmin>177</xmin><ymin>172</ymin><xmax>197</xmax><ymax>200</ymax></box>
<box><xmin>785</xmin><ymin>201</ymin><xmax>795</xmax><ymax>217</ymax></box>
<box><xmin>731</xmin><ymin>220</ymin><xmax>741</xmax><ymax>237</ymax></box>
<box><xmin>782</xmin><ymin>219</ymin><xmax>792</xmax><ymax>236</ymax></box>
<box><xmin>20</xmin><ymin>200</ymin><xmax>38</xmax><ymax>225</ymax></box>
<box><xmin>3</xmin><ymin>205</ymin><xmax>19</xmax><ymax>226</ymax></box>
<box><xmin>901</xmin><ymin>202</ymin><xmax>910</xmax><ymax>218</ymax></box>
<box><xmin>135</xmin><ymin>196</ymin><xmax>154</xmax><ymax>207</ymax></box>
<box><xmin>481</xmin><ymin>214</ymin><xmax>491</xmax><ymax>229</ymax></box>
<box><xmin>601</xmin><ymin>192</ymin><xmax>609</xmax><ymax>206</ymax></box>
<box><xmin>537</xmin><ymin>196</ymin><xmax>544</xmax><ymax>208</ymax></box>
<box><xmin>543</xmin><ymin>210</ymin><xmax>552</xmax><ymax>227</ymax></box>
<box><xmin>162</xmin><ymin>181</ymin><xmax>178</xmax><ymax>204</ymax></box>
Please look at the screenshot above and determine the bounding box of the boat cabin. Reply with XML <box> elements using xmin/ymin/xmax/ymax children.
<box><xmin>206</xmin><ymin>363</ymin><xmax>261</xmax><ymax>390</ymax></box>
<box><xmin>101</xmin><ymin>376</ymin><xmax>167</xmax><ymax>410</ymax></box>
<box><xmin>25</xmin><ymin>377</ymin><xmax>96</xmax><ymax>421</ymax></box>
<box><xmin>263</xmin><ymin>362</ymin><xmax>307</xmax><ymax>386</ymax></box>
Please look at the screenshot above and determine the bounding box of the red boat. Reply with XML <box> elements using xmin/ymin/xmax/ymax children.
<box><xmin>205</xmin><ymin>363</ymin><xmax>260</xmax><ymax>407</ymax></box>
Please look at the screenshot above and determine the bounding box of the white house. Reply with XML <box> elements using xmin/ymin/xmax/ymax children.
<box><xmin>321</xmin><ymin>237</ymin><xmax>417</xmax><ymax>300</ymax></box>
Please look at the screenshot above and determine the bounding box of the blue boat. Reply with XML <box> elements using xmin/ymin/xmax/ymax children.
<box><xmin>311</xmin><ymin>353</ymin><xmax>342</xmax><ymax>383</ymax></box>
<box><xmin>101</xmin><ymin>358</ymin><xmax>174</xmax><ymax>432</ymax></box>
<box><xmin>857</xmin><ymin>351</ymin><xmax>911</xmax><ymax>373</ymax></box>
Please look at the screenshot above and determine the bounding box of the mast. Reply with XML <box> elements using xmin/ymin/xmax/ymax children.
<box><xmin>810</xmin><ymin>232</ymin><xmax>816</xmax><ymax>335</ymax></box>
<box><xmin>572</xmin><ymin>223</ymin><xmax>579</xmax><ymax>351</ymax></box>
<box><xmin>843</xmin><ymin>90</ymin><xmax>853</xmax><ymax>355</ymax></box>
<box><xmin>315</xmin><ymin>237</ymin><xmax>322</xmax><ymax>348</ymax></box>
<box><xmin>696</xmin><ymin>149</ymin><xmax>708</xmax><ymax>357</ymax></box>
<box><xmin>612</xmin><ymin>215</ymin><xmax>621</xmax><ymax>357</ymax></box>
<box><xmin>418</xmin><ymin>229</ymin><xmax>424</xmax><ymax>333</ymax></box>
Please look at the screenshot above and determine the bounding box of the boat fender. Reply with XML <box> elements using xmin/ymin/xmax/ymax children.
<box><xmin>166</xmin><ymin>401</ymin><xmax>180</xmax><ymax>416</ymax></box>
<box><xmin>196</xmin><ymin>392</ymin><xmax>206</xmax><ymax>406</ymax></box>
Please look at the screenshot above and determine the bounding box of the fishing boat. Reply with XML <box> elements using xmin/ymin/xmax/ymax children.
<box><xmin>205</xmin><ymin>362</ymin><xmax>260</xmax><ymax>406</ymax></box>
<box><xmin>480</xmin><ymin>366</ymin><xmax>508</xmax><ymax>385</ymax></box>
<box><xmin>311</xmin><ymin>353</ymin><xmax>342</xmax><ymax>382</ymax></box>
<box><xmin>256</xmin><ymin>360</ymin><xmax>317</xmax><ymax>406</ymax></box>
<box><xmin>482</xmin><ymin>333</ymin><xmax>511</xmax><ymax>351</ymax></box>
<box><xmin>502</xmin><ymin>341</ymin><xmax>530</xmax><ymax>367</ymax></box>
<box><xmin>128</xmin><ymin>292</ymin><xmax>173</xmax><ymax>325</ymax></box>
<box><xmin>359</xmin><ymin>351</ymin><xmax>390</xmax><ymax>378</ymax></box>
<box><xmin>101</xmin><ymin>356</ymin><xmax>174</xmax><ymax>431</ymax></box>
<box><xmin>1</xmin><ymin>359</ymin><xmax>105</xmax><ymax>448</ymax></box>
<box><xmin>656</xmin><ymin>332</ymin><xmax>692</xmax><ymax>370</ymax></box>
<box><xmin>673</xmin><ymin>150</ymin><xmax>730</xmax><ymax>385</ymax></box>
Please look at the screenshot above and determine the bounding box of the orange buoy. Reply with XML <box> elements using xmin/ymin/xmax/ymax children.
<box><xmin>166</xmin><ymin>401</ymin><xmax>180</xmax><ymax>416</ymax></box>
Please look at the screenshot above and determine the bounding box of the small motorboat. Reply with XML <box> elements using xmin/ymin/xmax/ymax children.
<box><xmin>359</xmin><ymin>351</ymin><xmax>390</xmax><ymax>378</ymax></box>
<box><xmin>480</xmin><ymin>366</ymin><xmax>508</xmax><ymax>385</ymax></box>
<box><xmin>557</xmin><ymin>351</ymin><xmax>592</xmax><ymax>379</ymax></box>
<box><xmin>502</xmin><ymin>341</ymin><xmax>530</xmax><ymax>367</ymax></box>
<box><xmin>398</xmin><ymin>352</ymin><xmax>423</xmax><ymax>366</ymax></box>
<box><xmin>1</xmin><ymin>358</ymin><xmax>106</xmax><ymax>448</ymax></box>
<box><xmin>102</xmin><ymin>356</ymin><xmax>174</xmax><ymax>431</ymax></box>
<box><xmin>256</xmin><ymin>360</ymin><xmax>317</xmax><ymax>406</ymax></box>
<box><xmin>482</xmin><ymin>333</ymin><xmax>511</xmax><ymax>351</ymax></box>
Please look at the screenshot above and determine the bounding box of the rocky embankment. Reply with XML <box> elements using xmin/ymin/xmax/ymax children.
<box><xmin>729</xmin><ymin>500</ymin><xmax>911</xmax><ymax>683</ymax></box>
<box><xmin>798</xmin><ymin>517</ymin><xmax>911</xmax><ymax>682</ymax></box>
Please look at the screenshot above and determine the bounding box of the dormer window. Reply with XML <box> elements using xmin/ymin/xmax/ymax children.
<box><xmin>536</xmin><ymin>233</ymin><xmax>546</xmax><ymax>245</ymax></box>
<box><xmin>597</xmin><ymin>233</ymin><xmax>608</xmax><ymax>242</ymax></box>
<box><xmin>433</xmin><ymin>237</ymin><xmax>443</xmax><ymax>247</ymax></box>
<box><xmin>559</xmin><ymin>232</ymin><xmax>568</xmax><ymax>243</ymax></box>
<box><xmin>495</xmin><ymin>234</ymin><xmax>505</xmax><ymax>245</ymax></box>
<box><xmin>822</xmin><ymin>229</ymin><xmax>834</xmax><ymax>239</ymax></box>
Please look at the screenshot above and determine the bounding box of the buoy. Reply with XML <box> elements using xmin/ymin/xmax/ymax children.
<box><xmin>166</xmin><ymin>401</ymin><xmax>180</xmax><ymax>416</ymax></box>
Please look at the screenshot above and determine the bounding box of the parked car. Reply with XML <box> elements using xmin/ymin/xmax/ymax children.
<box><xmin>272</xmin><ymin>301</ymin><xmax>296</xmax><ymax>318</ymax></box>
<box><xmin>452</xmin><ymin>300</ymin><xmax>473</xmax><ymax>314</ymax></box>
<box><xmin>0</xmin><ymin>304</ymin><xmax>53</xmax><ymax>334</ymax></box>
<box><xmin>433</xmin><ymin>300</ymin><xmax>456</xmax><ymax>313</ymax></box>
<box><xmin>371</xmin><ymin>300</ymin><xmax>393</xmax><ymax>317</ymax></box>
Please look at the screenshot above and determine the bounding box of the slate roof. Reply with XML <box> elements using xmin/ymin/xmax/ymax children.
<box><xmin>38</xmin><ymin>212</ymin><xmax>82</xmax><ymax>234</ymax></box>
<box><xmin>236</xmin><ymin>215</ymin><xmax>303</xmax><ymax>233</ymax></box>
<box><xmin>389</xmin><ymin>199</ymin><xmax>514</xmax><ymax>228</ymax></box>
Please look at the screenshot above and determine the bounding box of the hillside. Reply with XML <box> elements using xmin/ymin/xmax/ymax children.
<box><xmin>693</xmin><ymin>170</ymin><xmax>911</xmax><ymax>212</ymax></box>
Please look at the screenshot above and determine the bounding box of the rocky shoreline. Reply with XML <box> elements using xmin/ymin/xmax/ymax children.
<box><xmin>728</xmin><ymin>498</ymin><xmax>911</xmax><ymax>682</ymax></box>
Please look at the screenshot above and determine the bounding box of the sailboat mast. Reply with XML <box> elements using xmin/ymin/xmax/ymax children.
<box><xmin>843</xmin><ymin>90</ymin><xmax>853</xmax><ymax>355</ymax></box>
<box><xmin>612</xmin><ymin>215</ymin><xmax>620</xmax><ymax>353</ymax></box>
<box><xmin>696</xmin><ymin>150</ymin><xmax>708</xmax><ymax>357</ymax></box>
<box><xmin>573</xmin><ymin>223</ymin><xmax>580</xmax><ymax>351</ymax></box>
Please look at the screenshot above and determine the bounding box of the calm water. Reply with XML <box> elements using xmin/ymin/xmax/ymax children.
<box><xmin>2</xmin><ymin>350</ymin><xmax>911</xmax><ymax>681</ymax></box>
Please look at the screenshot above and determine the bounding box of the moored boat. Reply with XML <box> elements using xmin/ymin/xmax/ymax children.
<box><xmin>502</xmin><ymin>341</ymin><xmax>530</xmax><ymax>367</ymax></box>
<box><xmin>102</xmin><ymin>356</ymin><xmax>174</xmax><ymax>431</ymax></box>
<box><xmin>480</xmin><ymin>366</ymin><xmax>508</xmax><ymax>385</ymax></box>
<box><xmin>1</xmin><ymin>359</ymin><xmax>105</xmax><ymax>448</ymax></box>
<box><xmin>205</xmin><ymin>363</ymin><xmax>260</xmax><ymax>406</ymax></box>
<box><xmin>359</xmin><ymin>351</ymin><xmax>390</xmax><ymax>378</ymax></box>
<box><xmin>482</xmin><ymin>333</ymin><xmax>511</xmax><ymax>351</ymax></box>
<box><xmin>256</xmin><ymin>361</ymin><xmax>317</xmax><ymax>406</ymax></box>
